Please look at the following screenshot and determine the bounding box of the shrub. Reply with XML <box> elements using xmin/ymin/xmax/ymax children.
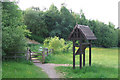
<box><xmin>44</xmin><ymin>36</ymin><xmax>64</xmax><ymax>53</ymax></box>
<box><xmin>44</xmin><ymin>36</ymin><xmax>73</xmax><ymax>53</ymax></box>
<box><xmin>2</xmin><ymin>26</ymin><xmax>28</xmax><ymax>56</ymax></box>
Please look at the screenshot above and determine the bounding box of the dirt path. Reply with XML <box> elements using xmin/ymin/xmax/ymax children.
<box><xmin>34</xmin><ymin>63</ymin><xmax>63</xmax><ymax>78</ymax></box>
<box><xmin>34</xmin><ymin>63</ymin><xmax>77</xmax><ymax>78</ymax></box>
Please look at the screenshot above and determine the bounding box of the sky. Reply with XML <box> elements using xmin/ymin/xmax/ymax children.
<box><xmin>17</xmin><ymin>0</ymin><xmax>119</xmax><ymax>28</ymax></box>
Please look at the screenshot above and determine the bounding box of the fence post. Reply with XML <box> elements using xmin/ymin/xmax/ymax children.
<box><xmin>26</xmin><ymin>48</ymin><xmax>29</xmax><ymax>60</ymax></box>
<box><xmin>42</xmin><ymin>48</ymin><xmax>45</xmax><ymax>64</ymax></box>
<box><xmin>29</xmin><ymin>49</ymin><xmax>32</xmax><ymax>61</ymax></box>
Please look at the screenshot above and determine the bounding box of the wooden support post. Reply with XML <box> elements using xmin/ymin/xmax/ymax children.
<box><xmin>29</xmin><ymin>49</ymin><xmax>32</xmax><ymax>61</ymax></box>
<box><xmin>80</xmin><ymin>54</ymin><xmax>82</xmax><ymax>69</ymax></box>
<box><xmin>73</xmin><ymin>41</ymin><xmax>75</xmax><ymax>69</ymax></box>
<box><xmin>83</xmin><ymin>50</ymin><xmax>85</xmax><ymax>67</ymax></box>
<box><xmin>89</xmin><ymin>42</ymin><xmax>91</xmax><ymax>66</ymax></box>
<box><xmin>79</xmin><ymin>40</ymin><xmax>82</xmax><ymax>69</ymax></box>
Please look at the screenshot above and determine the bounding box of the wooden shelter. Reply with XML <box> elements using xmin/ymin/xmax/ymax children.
<box><xmin>68</xmin><ymin>24</ymin><xmax>97</xmax><ymax>69</ymax></box>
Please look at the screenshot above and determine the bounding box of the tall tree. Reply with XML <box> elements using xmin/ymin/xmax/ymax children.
<box><xmin>60</xmin><ymin>6</ymin><xmax>76</xmax><ymax>39</ymax></box>
<box><xmin>2</xmin><ymin>2</ymin><xmax>29</xmax><ymax>55</ymax></box>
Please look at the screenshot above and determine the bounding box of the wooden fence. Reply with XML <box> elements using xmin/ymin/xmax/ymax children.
<box><xmin>3</xmin><ymin>48</ymin><xmax>53</xmax><ymax>64</ymax></box>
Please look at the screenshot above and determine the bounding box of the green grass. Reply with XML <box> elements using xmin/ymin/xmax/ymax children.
<box><xmin>46</xmin><ymin>47</ymin><xmax>118</xmax><ymax>67</ymax></box>
<box><xmin>2</xmin><ymin>59</ymin><xmax>49</xmax><ymax>78</ymax></box>
<box><xmin>45</xmin><ymin>47</ymin><xmax>118</xmax><ymax>78</ymax></box>
<box><xmin>55</xmin><ymin>64</ymin><xmax>118</xmax><ymax>78</ymax></box>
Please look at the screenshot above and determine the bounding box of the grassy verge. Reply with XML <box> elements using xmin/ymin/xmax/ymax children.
<box><xmin>45</xmin><ymin>48</ymin><xmax>118</xmax><ymax>67</ymax></box>
<box><xmin>55</xmin><ymin>64</ymin><xmax>118</xmax><ymax>78</ymax></box>
<box><xmin>45</xmin><ymin>47</ymin><xmax>118</xmax><ymax>78</ymax></box>
<box><xmin>2</xmin><ymin>59</ymin><xmax>49</xmax><ymax>78</ymax></box>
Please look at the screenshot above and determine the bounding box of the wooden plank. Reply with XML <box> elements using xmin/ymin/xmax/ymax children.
<box><xmin>8</xmin><ymin>52</ymin><xmax>26</xmax><ymax>54</ymax></box>
<box><xmin>42</xmin><ymin>50</ymin><xmax>45</xmax><ymax>64</ymax></box>
<box><xmin>3</xmin><ymin>56</ymin><xmax>25</xmax><ymax>58</ymax></box>
<box><xmin>31</xmin><ymin>52</ymin><xmax>42</xmax><ymax>53</ymax></box>
<box><xmin>75</xmin><ymin>43</ymin><xmax>89</xmax><ymax>47</ymax></box>
<box><xmin>31</xmin><ymin>54</ymin><xmax>42</xmax><ymax>56</ymax></box>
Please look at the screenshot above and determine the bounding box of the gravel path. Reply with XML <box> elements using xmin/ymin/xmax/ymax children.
<box><xmin>34</xmin><ymin>63</ymin><xmax>78</xmax><ymax>78</ymax></box>
<box><xmin>34</xmin><ymin>63</ymin><xmax>64</xmax><ymax>78</ymax></box>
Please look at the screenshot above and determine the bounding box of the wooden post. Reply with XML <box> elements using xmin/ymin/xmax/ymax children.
<box><xmin>83</xmin><ymin>50</ymin><xmax>85</xmax><ymax>67</ymax></box>
<box><xmin>89</xmin><ymin>41</ymin><xmax>91</xmax><ymax>66</ymax></box>
<box><xmin>73</xmin><ymin>40</ymin><xmax>75</xmax><ymax>69</ymax></box>
<box><xmin>42</xmin><ymin>48</ymin><xmax>45</xmax><ymax>64</ymax></box>
<box><xmin>79</xmin><ymin>40</ymin><xmax>82</xmax><ymax>69</ymax></box>
<box><xmin>80</xmin><ymin>54</ymin><xmax>82</xmax><ymax>69</ymax></box>
<box><xmin>26</xmin><ymin>48</ymin><xmax>29</xmax><ymax>60</ymax></box>
<box><xmin>29</xmin><ymin>49</ymin><xmax>32</xmax><ymax>61</ymax></box>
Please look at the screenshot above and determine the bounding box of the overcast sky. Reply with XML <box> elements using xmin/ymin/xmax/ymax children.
<box><xmin>17</xmin><ymin>0</ymin><xmax>119</xmax><ymax>28</ymax></box>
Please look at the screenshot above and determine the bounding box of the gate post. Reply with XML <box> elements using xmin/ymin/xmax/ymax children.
<box><xmin>42</xmin><ymin>48</ymin><xmax>45</xmax><ymax>64</ymax></box>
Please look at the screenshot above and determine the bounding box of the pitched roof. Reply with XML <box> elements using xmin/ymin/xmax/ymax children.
<box><xmin>68</xmin><ymin>24</ymin><xmax>97</xmax><ymax>40</ymax></box>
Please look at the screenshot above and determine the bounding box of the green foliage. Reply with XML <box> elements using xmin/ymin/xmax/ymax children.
<box><xmin>24</xmin><ymin>4</ymin><xmax>118</xmax><ymax>48</ymax></box>
<box><xmin>2</xmin><ymin>2</ymin><xmax>30</xmax><ymax>56</ymax></box>
<box><xmin>2</xmin><ymin>26</ymin><xmax>27</xmax><ymax>55</ymax></box>
<box><xmin>24</xmin><ymin>8</ymin><xmax>48</xmax><ymax>39</ymax></box>
<box><xmin>28</xmin><ymin>34</ymin><xmax>44</xmax><ymax>43</ymax></box>
<box><xmin>28</xmin><ymin>44</ymin><xmax>43</xmax><ymax>52</ymax></box>
<box><xmin>44</xmin><ymin>36</ymin><xmax>72</xmax><ymax>53</ymax></box>
<box><xmin>2</xmin><ymin>2</ymin><xmax>23</xmax><ymax>27</ymax></box>
<box><xmin>88</xmin><ymin>20</ymin><xmax>118</xmax><ymax>47</ymax></box>
<box><xmin>44</xmin><ymin>36</ymin><xmax>66</xmax><ymax>53</ymax></box>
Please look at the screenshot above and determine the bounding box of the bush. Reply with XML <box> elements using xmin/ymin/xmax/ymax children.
<box><xmin>2</xmin><ymin>26</ymin><xmax>28</xmax><ymax>56</ymax></box>
<box><xmin>44</xmin><ymin>36</ymin><xmax>72</xmax><ymax>53</ymax></box>
<box><xmin>44</xmin><ymin>36</ymin><xmax>65</xmax><ymax>53</ymax></box>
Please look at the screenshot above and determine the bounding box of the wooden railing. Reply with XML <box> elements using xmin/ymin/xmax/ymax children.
<box><xmin>3</xmin><ymin>48</ymin><xmax>53</xmax><ymax>64</ymax></box>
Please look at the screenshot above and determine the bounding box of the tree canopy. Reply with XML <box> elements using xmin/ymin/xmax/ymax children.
<box><xmin>24</xmin><ymin>4</ymin><xmax>118</xmax><ymax>48</ymax></box>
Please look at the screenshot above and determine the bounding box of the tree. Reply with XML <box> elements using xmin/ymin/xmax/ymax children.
<box><xmin>59</xmin><ymin>6</ymin><xmax>76</xmax><ymax>39</ymax></box>
<box><xmin>44</xmin><ymin>4</ymin><xmax>62</xmax><ymax>37</ymax></box>
<box><xmin>2</xmin><ymin>2</ymin><xmax>23</xmax><ymax>27</ymax></box>
<box><xmin>24</xmin><ymin>8</ymin><xmax>48</xmax><ymax>42</ymax></box>
<box><xmin>2</xmin><ymin>2</ymin><xmax>29</xmax><ymax>56</ymax></box>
